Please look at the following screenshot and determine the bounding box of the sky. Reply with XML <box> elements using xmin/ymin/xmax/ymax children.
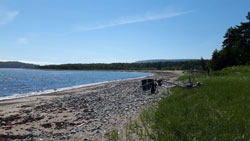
<box><xmin>0</xmin><ymin>0</ymin><xmax>249</xmax><ymax>65</ymax></box>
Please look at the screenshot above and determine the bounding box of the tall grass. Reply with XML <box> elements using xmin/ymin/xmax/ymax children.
<box><xmin>152</xmin><ymin>66</ymin><xmax>250</xmax><ymax>140</ymax></box>
<box><xmin>125</xmin><ymin>66</ymin><xmax>250</xmax><ymax>140</ymax></box>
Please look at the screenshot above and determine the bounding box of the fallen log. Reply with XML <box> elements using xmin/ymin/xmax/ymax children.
<box><xmin>165</xmin><ymin>81</ymin><xmax>203</xmax><ymax>88</ymax></box>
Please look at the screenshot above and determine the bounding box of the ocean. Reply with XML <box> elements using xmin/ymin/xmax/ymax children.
<box><xmin>0</xmin><ymin>69</ymin><xmax>150</xmax><ymax>100</ymax></box>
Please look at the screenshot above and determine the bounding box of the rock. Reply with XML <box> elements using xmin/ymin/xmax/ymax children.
<box><xmin>96</xmin><ymin>130</ymin><xmax>100</xmax><ymax>134</ymax></box>
<box><xmin>41</xmin><ymin>123</ymin><xmax>52</xmax><ymax>128</ymax></box>
<box><xmin>83</xmin><ymin>109</ymin><xmax>89</xmax><ymax>112</ymax></box>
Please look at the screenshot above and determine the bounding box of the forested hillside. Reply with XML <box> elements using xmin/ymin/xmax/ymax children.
<box><xmin>38</xmin><ymin>60</ymin><xmax>202</xmax><ymax>70</ymax></box>
<box><xmin>0</xmin><ymin>61</ymin><xmax>38</xmax><ymax>68</ymax></box>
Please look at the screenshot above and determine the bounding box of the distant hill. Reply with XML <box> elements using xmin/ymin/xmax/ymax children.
<box><xmin>39</xmin><ymin>60</ymin><xmax>203</xmax><ymax>70</ymax></box>
<box><xmin>135</xmin><ymin>59</ymin><xmax>199</xmax><ymax>63</ymax></box>
<box><xmin>0</xmin><ymin>61</ymin><xmax>39</xmax><ymax>68</ymax></box>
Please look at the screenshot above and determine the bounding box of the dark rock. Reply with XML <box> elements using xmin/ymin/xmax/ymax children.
<box><xmin>2</xmin><ymin>114</ymin><xmax>21</xmax><ymax>124</ymax></box>
<box><xmin>2</xmin><ymin>126</ymin><xmax>12</xmax><ymax>130</ymax></box>
<box><xmin>0</xmin><ymin>134</ymin><xmax>34</xmax><ymax>140</ymax></box>
<box><xmin>41</xmin><ymin>123</ymin><xmax>52</xmax><ymax>128</ymax></box>
<box><xmin>83</xmin><ymin>109</ymin><xmax>89</xmax><ymax>112</ymax></box>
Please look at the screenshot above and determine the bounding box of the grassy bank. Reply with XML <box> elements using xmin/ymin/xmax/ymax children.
<box><xmin>121</xmin><ymin>66</ymin><xmax>250</xmax><ymax>140</ymax></box>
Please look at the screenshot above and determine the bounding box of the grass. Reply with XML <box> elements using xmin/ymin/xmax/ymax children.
<box><xmin>125</xmin><ymin>105</ymin><xmax>156</xmax><ymax>141</ymax></box>
<box><xmin>152</xmin><ymin>66</ymin><xmax>250</xmax><ymax>140</ymax></box>
<box><xmin>107</xmin><ymin>128</ymin><xmax>119</xmax><ymax>141</ymax></box>
<box><xmin>125</xmin><ymin>66</ymin><xmax>250</xmax><ymax>140</ymax></box>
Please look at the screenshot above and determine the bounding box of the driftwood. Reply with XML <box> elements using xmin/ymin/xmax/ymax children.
<box><xmin>165</xmin><ymin>81</ymin><xmax>203</xmax><ymax>88</ymax></box>
<box><xmin>165</xmin><ymin>77</ymin><xmax>203</xmax><ymax>88</ymax></box>
<box><xmin>141</xmin><ymin>77</ymin><xmax>202</xmax><ymax>94</ymax></box>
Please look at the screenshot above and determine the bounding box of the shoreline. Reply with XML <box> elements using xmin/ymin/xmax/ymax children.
<box><xmin>0</xmin><ymin>72</ymin><xmax>153</xmax><ymax>101</ymax></box>
<box><xmin>0</xmin><ymin>70</ymin><xmax>183</xmax><ymax>140</ymax></box>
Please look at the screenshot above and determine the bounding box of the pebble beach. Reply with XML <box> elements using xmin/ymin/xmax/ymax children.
<box><xmin>0</xmin><ymin>70</ymin><xmax>182</xmax><ymax>141</ymax></box>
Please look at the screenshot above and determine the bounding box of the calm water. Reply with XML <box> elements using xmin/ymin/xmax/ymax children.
<box><xmin>0</xmin><ymin>69</ymin><xmax>150</xmax><ymax>100</ymax></box>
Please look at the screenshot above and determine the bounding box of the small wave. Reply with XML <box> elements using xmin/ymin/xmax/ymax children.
<box><xmin>0</xmin><ymin>73</ymin><xmax>152</xmax><ymax>101</ymax></box>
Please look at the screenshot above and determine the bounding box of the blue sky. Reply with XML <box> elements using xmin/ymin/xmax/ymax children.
<box><xmin>0</xmin><ymin>0</ymin><xmax>249</xmax><ymax>65</ymax></box>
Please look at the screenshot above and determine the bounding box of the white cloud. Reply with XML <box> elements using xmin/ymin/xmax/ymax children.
<box><xmin>77</xmin><ymin>10</ymin><xmax>192</xmax><ymax>31</ymax></box>
<box><xmin>18</xmin><ymin>37</ymin><xmax>28</xmax><ymax>44</ymax></box>
<box><xmin>0</xmin><ymin>10</ymin><xmax>19</xmax><ymax>25</ymax></box>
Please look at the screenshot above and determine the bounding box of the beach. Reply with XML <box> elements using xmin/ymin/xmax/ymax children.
<box><xmin>0</xmin><ymin>70</ymin><xmax>183</xmax><ymax>141</ymax></box>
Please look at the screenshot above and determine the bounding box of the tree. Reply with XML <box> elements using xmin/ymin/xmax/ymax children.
<box><xmin>211</xmin><ymin>12</ymin><xmax>250</xmax><ymax>70</ymax></box>
<box><xmin>201</xmin><ymin>57</ymin><xmax>210</xmax><ymax>75</ymax></box>
<box><xmin>246</xmin><ymin>12</ymin><xmax>250</xmax><ymax>21</ymax></box>
<box><xmin>210</xmin><ymin>49</ymin><xmax>223</xmax><ymax>70</ymax></box>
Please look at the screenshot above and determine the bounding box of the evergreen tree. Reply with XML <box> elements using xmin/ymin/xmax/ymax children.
<box><xmin>201</xmin><ymin>57</ymin><xmax>206</xmax><ymax>71</ymax></box>
<box><xmin>211</xmin><ymin>49</ymin><xmax>223</xmax><ymax>70</ymax></box>
<box><xmin>201</xmin><ymin>57</ymin><xmax>210</xmax><ymax>75</ymax></box>
<box><xmin>211</xmin><ymin>12</ymin><xmax>250</xmax><ymax>70</ymax></box>
<box><xmin>246</xmin><ymin>12</ymin><xmax>250</xmax><ymax>21</ymax></box>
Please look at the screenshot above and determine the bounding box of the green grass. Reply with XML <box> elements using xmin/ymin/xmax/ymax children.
<box><xmin>123</xmin><ymin>66</ymin><xmax>250</xmax><ymax>140</ymax></box>
<box><xmin>107</xmin><ymin>128</ymin><xmax>119</xmax><ymax>141</ymax></box>
<box><xmin>125</xmin><ymin>105</ymin><xmax>156</xmax><ymax>141</ymax></box>
<box><xmin>211</xmin><ymin>65</ymin><xmax>250</xmax><ymax>76</ymax></box>
<box><xmin>151</xmin><ymin>66</ymin><xmax>250</xmax><ymax>140</ymax></box>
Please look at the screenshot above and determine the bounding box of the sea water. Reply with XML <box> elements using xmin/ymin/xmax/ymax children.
<box><xmin>0</xmin><ymin>69</ymin><xmax>150</xmax><ymax>100</ymax></box>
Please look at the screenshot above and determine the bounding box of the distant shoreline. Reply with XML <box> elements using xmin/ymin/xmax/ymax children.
<box><xmin>0</xmin><ymin>59</ymin><xmax>203</xmax><ymax>71</ymax></box>
<box><xmin>0</xmin><ymin>67</ymin><xmax>159</xmax><ymax>72</ymax></box>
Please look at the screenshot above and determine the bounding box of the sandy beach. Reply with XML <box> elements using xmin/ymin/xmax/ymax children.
<box><xmin>0</xmin><ymin>70</ymin><xmax>183</xmax><ymax>141</ymax></box>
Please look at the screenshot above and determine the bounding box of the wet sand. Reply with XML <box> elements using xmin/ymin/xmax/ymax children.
<box><xmin>0</xmin><ymin>70</ymin><xmax>183</xmax><ymax>141</ymax></box>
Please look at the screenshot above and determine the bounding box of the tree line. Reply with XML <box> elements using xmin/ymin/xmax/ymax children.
<box><xmin>38</xmin><ymin>61</ymin><xmax>202</xmax><ymax>70</ymax></box>
<box><xmin>0</xmin><ymin>61</ymin><xmax>38</xmax><ymax>68</ymax></box>
<box><xmin>209</xmin><ymin>12</ymin><xmax>250</xmax><ymax>71</ymax></box>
